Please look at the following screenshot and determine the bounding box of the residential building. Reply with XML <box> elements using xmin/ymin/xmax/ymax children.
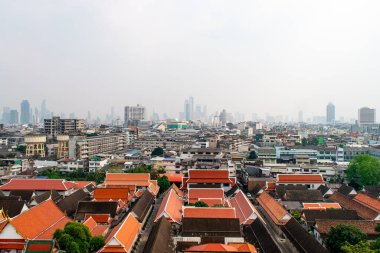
<box><xmin>359</xmin><ymin>107</ymin><xmax>376</xmax><ymax>125</ymax></box>
<box><xmin>44</xmin><ymin>116</ymin><xmax>85</xmax><ymax>138</ymax></box>
<box><xmin>124</xmin><ymin>104</ymin><xmax>146</xmax><ymax>126</ymax></box>
<box><xmin>25</xmin><ymin>135</ymin><xmax>46</xmax><ymax>158</ymax></box>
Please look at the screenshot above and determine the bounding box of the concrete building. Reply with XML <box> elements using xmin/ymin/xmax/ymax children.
<box><xmin>9</xmin><ymin>110</ymin><xmax>19</xmax><ymax>124</ymax></box>
<box><xmin>44</xmin><ymin>117</ymin><xmax>85</xmax><ymax>138</ymax></box>
<box><xmin>326</xmin><ymin>103</ymin><xmax>335</xmax><ymax>124</ymax></box>
<box><xmin>57</xmin><ymin>135</ymin><xmax>69</xmax><ymax>159</ymax></box>
<box><xmin>20</xmin><ymin>100</ymin><xmax>31</xmax><ymax>124</ymax></box>
<box><xmin>358</xmin><ymin>107</ymin><xmax>376</xmax><ymax>125</ymax></box>
<box><xmin>124</xmin><ymin>104</ymin><xmax>146</xmax><ymax>126</ymax></box>
<box><xmin>25</xmin><ymin>135</ymin><xmax>46</xmax><ymax>158</ymax></box>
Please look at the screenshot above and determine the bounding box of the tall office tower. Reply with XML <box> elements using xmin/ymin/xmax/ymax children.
<box><xmin>298</xmin><ymin>111</ymin><xmax>304</xmax><ymax>123</ymax></box>
<box><xmin>184</xmin><ymin>99</ymin><xmax>190</xmax><ymax>121</ymax></box>
<box><xmin>189</xmin><ymin>96</ymin><xmax>194</xmax><ymax>120</ymax></box>
<box><xmin>20</xmin><ymin>100</ymin><xmax>31</xmax><ymax>124</ymax></box>
<box><xmin>219</xmin><ymin>109</ymin><xmax>228</xmax><ymax>126</ymax></box>
<box><xmin>124</xmin><ymin>104</ymin><xmax>146</xmax><ymax>126</ymax></box>
<box><xmin>326</xmin><ymin>102</ymin><xmax>335</xmax><ymax>124</ymax></box>
<box><xmin>358</xmin><ymin>107</ymin><xmax>376</xmax><ymax>125</ymax></box>
<box><xmin>9</xmin><ymin>110</ymin><xmax>19</xmax><ymax>124</ymax></box>
<box><xmin>1</xmin><ymin>107</ymin><xmax>11</xmax><ymax>124</ymax></box>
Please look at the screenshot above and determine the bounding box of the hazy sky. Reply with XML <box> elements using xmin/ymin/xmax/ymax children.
<box><xmin>1</xmin><ymin>0</ymin><xmax>380</xmax><ymax>120</ymax></box>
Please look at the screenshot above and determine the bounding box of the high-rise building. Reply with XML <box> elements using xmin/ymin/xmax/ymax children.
<box><xmin>184</xmin><ymin>97</ymin><xmax>194</xmax><ymax>121</ymax></box>
<box><xmin>1</xmin><ymin>107</ymin><xmax>11</xmax><ymax>124</ymax></box>
<box><xmin>326</xmin><ymin>103</ymin><xmax>335</xmax><ymax>124</ymax></box>
<box><xmin>298</xmin><ymin>111</ymin><xmax>304</xmax><ymax>123</ymax></box>
<box><xmin>9</xmin><ymin>110</ymin><xmax>19</xmax><ymax>124</ymax></box>
<box><xmin>220</xmin><ymin>109</ymin><xmax>227</xmax><ymax>126</ymax></box>
<box><xmin>358</xmin><ymin>107</ymin><xmax>376</xmax><ymax>125</ymax></box>
<box><xmin>124</xmin><ymin>104</ymin><xmax>146</xmax><ymax>126</ymax></box>
<box><xmin>20</xmin><ymin>100</ymin><xmax>31</xmax><ymax>124</ymax></box>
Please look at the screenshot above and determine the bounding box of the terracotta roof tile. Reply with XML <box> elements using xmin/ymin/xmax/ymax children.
<box><xmin>183</xmin><ymin>207</ymin><xmax>236</xmax><ymax>219</ymax></box>
<box><xmin>257</xmin><ymin>192</ymin><xmax>291</xmax><ymax>225</ymax></box>
<box><xmin>329</xmin><ymin>192</ymin><xmax>379</xmax><ymax>220</ymax></box>
<box><xmin>104</xmin><ymin>173</ymin><xmax>151</xmax><ymax>187</ymax></box>
<box><xmin>101</xmin><ymin>213</ymin><xmax>141</xmax><ymax>253</ymax></box>
<box><xmin>159</xmin><ymin>174</ymin><xmax>185</xmax><ymax>183</ymax></box>
<box><xmin>0</xmin><ymin>179</ymin><xmax>77</xmax><ymax>191</ymax></box>
<box><xmin>277</xmin><ymin>174</ymin><xmax>324</xmax><ymax>184</ymax></box>
<box><xmin>303</xmin><ymin>203</ymin><xmax>341</xmax><ymax>210</ymax></box>
<box><xmin>155</xmin><ymin>189</ymin><xmax>183</xmax><ymax>224</ymax></box>
<box><xmin>188</xmin><ymin>188</ymin><xmax>224</xmax><ymax>204</ymax></box>
<box><xmin>230</xmin><ymin>191</ymin><xmax>260</xmax><ymax>225</ymax></box>
<box><xmin>11</xmin><ymin>200</ymin><xmax>72</xmax><ymax>239</ymax></box>
<box><xmin>94</xmin><ymin>188</ymin><xmax>129</xmax><ymax>202</ymax></box>
<box><xmin>184</xmin><ymin>243</ymin><xmax>257</xmax><ymax>252</ymax></box>
<box><xmin>354</xmin><ymin>193</ymin><xmax>380</xmax><ymax>212</ymax></box>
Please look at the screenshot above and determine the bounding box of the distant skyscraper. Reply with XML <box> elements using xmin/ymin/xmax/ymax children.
<box><xmin>1</xmin><ymin>107</ymin><xmax>11</xmax><ymax>124</ymax></box>
<box><xmin>124</xmin><ymin>104</ymin><xmax>146</xmax><ymax>126</ymax></box>
<box><xmin>20</xmin><ymin>100</ymin><xmax>31</xmax><ymax>124</ymax></box>
<box><xmin>298</xmin><ymin>111</ymin><xmax>304</xmax><ymax>123</ymax></box>
<box><xmin>184</xmin><ymin>96</ymin><xmax>194</xmax><ymax>121</ymax></box>
<box><xmin>219</xmin><ymin>109</ymin><xmax>227</xmax><ymax>125</ymax></box>
<box><xmin>326</xmin><ymin>102</ymin><xmax>335</xmax><ymax>124</ymax></box>
<box><xmin>358</xmin><ymin>107</ymin><xmax>376</xmax><ymax>125</ymax></box>
<box><xmin>9</xmin><ymin>110</ymin><xmax>19</xmax><ymax>124</ymax></box>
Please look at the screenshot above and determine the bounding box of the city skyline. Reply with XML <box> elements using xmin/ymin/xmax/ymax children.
<box><xmin>1</xmin><ymin>1</ymin><xmax>380</xmax><ymax>120</ymax></box>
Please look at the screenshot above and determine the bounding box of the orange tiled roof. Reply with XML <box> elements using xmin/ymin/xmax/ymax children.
<box><xmin>0</xmin><ymin>179</ymin><xmax>78</xmax><ymax>191</ymax></box>
<box><xmin>169</xmin><ymin>184</ymin><xmax>185</xmax><ymax>197</ymax></box>
<box><xmin>155</xmin><ymin>189</ymin><xmax>183</xmax><ymax>224</ymax></box>
<box><xmin>183</xmin><ymin>207</ymin><xmax>236</xmax><ymax>219</ymax></box>
<box><xmin>354</xmin><ymin>193</ymin><xmax>380</xmax><ymax>212</ymax></box>
<box><xmin>198</xmin><ymin>198</ymin><xmax>224</xmax><ymax>206</ymax></box>
<box><xmin>184</xmin><ymin>243</ymin><xmax>257</xmax><ymax>252</ymax></box>
<box><xmin>84</xmin><ymin>214</ymin><xmax>111</xmax><ymax>224</ymax></box>
<box><xmin>230</xmin><ymin>191</ymin><xmax>260</xmax><ymax>225</ymax></box>
<box><xmin>303</xmin><ymin>203</ymin><xmax>341</xmax><ymax>210</ymax></box>
<box><xmin>104</xmin><ymin>173</ymin><xmax>151</xmax><ymax>187</ymax></box>
<box><xmin>83</xmin><ymin>216</ymin><xmax>109</xmax><ymax>237</ymax></box>
<box><xmin>329</xmin><ymin>192</ymin><xmax>378</xmax><ymax>220</ymax></box>
<box><xmin>101</xmin><ymin>213</ymin><xmax>141</xmax><ymax>253</ymax></box>
<box><xmin>11</xmin><ymin>200</ymin><xmax>72</xmax><ymax>240</ymax></box>
<box><xmin>189</xmin><ymin>170</ymin><xmax>229</xmax><ymax>179</ymax></box>
<box><xmin>94</xmin><ymin>188</ymin><xmax>129</xmax><ymax>202</ymax></box>
<box><xmin>257</xmin><ymin>192</ymin><xmax>290</xmax><ymax>225</ymax></box>
<box><xmin>148</xmin><ymin>182</ymin><xmax>160</xmax><ymax>196</ymax></box>
<box><xmin>277</xmin><ymin>174</ymin><xmax>324</xmax><ymax>184</ymax></box>
<box><xmin>159</xmin><ymin>174</ymin><xmax>185</xmax><ymax>183</ymax></box>
<box><xmin>266</xmin><ymin>182</ymin><xmax>276</xmax><ymax>191</ymax></box>
<box><xmin>74</xmin><ymin>181</ymin><xmax>96</xmax><ymax>189</ymax></box>
<box><xmin>188</xmin><ymin>188</ymin><xmax>224</xmax><ymax>204</ymax></box>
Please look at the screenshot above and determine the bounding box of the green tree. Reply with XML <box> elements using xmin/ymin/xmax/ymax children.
<box><xmin>157</xmin><ymin>176</ymin><xmax>170</xmax><ymax>193</ymax></box>
<box><xmin>291</xmin><ymin>210</ymin><xmax>305</xmax><ymax>224</ymax></box>
<box><xmin>341</xmin><ymin>241</ymin><xmax>376</xmax><ymax>253</ymax></box>
<box><xmin>326</xmin><ymin>224</ymin><xmax>366</xmax><ymax>253</ymax></box>
<box><xmin>346</xmin><ymin>154</ymin><xmax>380</xmax><ymax>187</ymax></box>
<box><xmin>248</xmin><ymin>151</ymin><xmax>258</xmax><ymax>160</ymax></box>
<box><xmin>194</xmin><ymin>201</ymin><xmax>209</xmax><ymax>207</ymax></box>
<box><xmin>16</xmin><ymin>145</ymin><xmax>26</xmax><ymax>154</ymax></box>
<box><xmin>54</xmin><ymin>222</ymin><xmax>105</xmax><ymax>253</ymax></box>
<box><xmin>301</xmin><ymin>137</ymin><xmax>308</xmax><ymax>146</ymax></box>
<box><xmin>90</xmin><ymin>236</ymin><xmax>106</xmax><ymax>252</ymax></box>
<box><xmin>151</xmin><ymin>147</ymin><xmax>164</xmax><ymax>157</ymax></box>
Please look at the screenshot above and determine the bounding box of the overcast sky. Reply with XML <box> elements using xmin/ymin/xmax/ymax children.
<box><xmin>1</xmin><ymin>0</ymin><xmax>380</xmax><ymax>121</ymax></box>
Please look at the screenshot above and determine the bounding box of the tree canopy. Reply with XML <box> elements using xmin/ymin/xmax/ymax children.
<box><xmin>54</xmin><ymin>222</ymin><xmax>105</xmax><ymax>253</ymax></box>
<box><xmin>346</xmin><ymin>154</ymin><xmax>380</xmax><ymax>188</ymax></box>
<box><xmin>151</xmin><ymin>147</ymin><xmax>164</xmax><ymax>157</ymax></box>
<box><xmin>157</xmin><ymin>176</ymin><xmax>170</xmax><ymax>193</ymax></box>
<box><xmin>326</xmin><ymin>224</ymin><xmax>366</xmax><ymax>253</ymax></box>
<box><xmin>248</xmin><ymin>151</ymin><xmax>258</xmax><ymax>160</ymax></box>
<box><xmin>194</xmin><ymin>201</ymin><xmax>209</xmax><ymax>207</ymax></box>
